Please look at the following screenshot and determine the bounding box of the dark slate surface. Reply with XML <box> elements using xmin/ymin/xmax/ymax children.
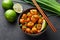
<box><xmin>0</xmin><ymin>0</ymin><xmax>60</xmax><ymax>40</ymax></box>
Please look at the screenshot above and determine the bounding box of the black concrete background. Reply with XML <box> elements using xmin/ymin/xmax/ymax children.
<box><xmin>0</xmin><ymin>0</ymin><xmax>60</xmax><ymax>40</ymax></box>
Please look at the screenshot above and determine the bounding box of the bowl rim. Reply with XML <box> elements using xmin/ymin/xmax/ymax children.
<box><xmin>18</xmin><ymin>7</ymin><xmax>47</xmax><ymax>36</ymax></box>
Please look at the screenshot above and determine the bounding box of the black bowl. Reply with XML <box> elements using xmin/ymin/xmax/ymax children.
<box><xmin>18</xmin><ymin>8</ymin><xmax>47</xmax><ymax>36</ymax></box>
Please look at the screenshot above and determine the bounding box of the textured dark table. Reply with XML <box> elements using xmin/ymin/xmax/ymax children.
<box><xmin>0</xmin><ymin>0</ymin><xmax>60</xmax><ymax>40</ymax></box>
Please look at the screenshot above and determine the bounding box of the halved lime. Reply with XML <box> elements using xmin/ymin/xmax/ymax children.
<box><xmin>13</xmin><ymin>3</ymin><xmax>23</xmax><ymax>13</ymax></box>
<box><xmin>41</xmin><ymin>20</ymin><xmax>47</xmax><ymax>31</ymax></box>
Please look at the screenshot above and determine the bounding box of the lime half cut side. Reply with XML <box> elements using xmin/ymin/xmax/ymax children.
<box><xmin>41</xmin><ymin>20</ymin><xmax>47</xmax><ymax>31</ymax></box>
<box><xmin>13</xmin><ymin>3</ymin><xmax>23</xmax><ymax>13</ymax></box>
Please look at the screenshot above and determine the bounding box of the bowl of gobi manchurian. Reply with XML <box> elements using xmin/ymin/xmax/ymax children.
<box><xmin>18</xmin><ymin>8</ymin><xmax>47</xmax><ymax>36</ymax></box>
